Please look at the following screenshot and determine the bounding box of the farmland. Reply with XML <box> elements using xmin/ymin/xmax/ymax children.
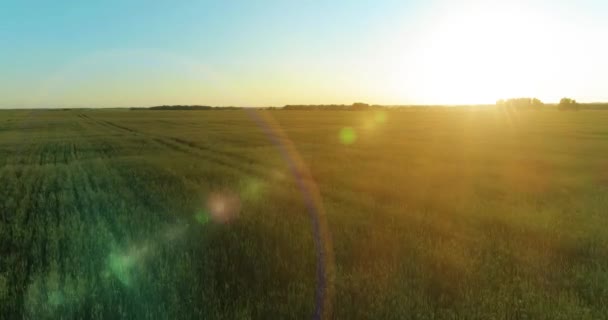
<box><xmin>1</xmin><ymin>108</ymin><xmax>608</xmax><ymax>319</ymax></box>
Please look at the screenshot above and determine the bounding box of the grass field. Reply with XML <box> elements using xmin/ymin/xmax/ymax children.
<box><xmin>1</xmin><ymin>108</ymin><xmax>608</xmax><ymax>319</ymax></box>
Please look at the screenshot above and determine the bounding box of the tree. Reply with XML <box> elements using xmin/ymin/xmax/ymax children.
<box><xmin>352</xmin><ymin>102</ymin><xmax>371</xmax><ymax>110</ymax></box>
<box><xmin>531</xmin><ymin>98</ymin><xmax>543</xmax><ymax>107</ymax></box>
<box><xmin>558</xmin><ymin>98</ymin><xmax>579</xmax><ymax>111</ymax></box>
<box><xmin>496</xmin><ymin>98</ymin><xmax>544</xmax><ymax>109</ymax></box>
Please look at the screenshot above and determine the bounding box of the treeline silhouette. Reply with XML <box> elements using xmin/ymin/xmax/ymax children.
<box><xmin>127</xmin><ymin>100</ymin><xmax>608</xmax><ymax>111</ymax></box>
<box><xmin>557</xmin><ymin>98</ymin><xmax>579</xmax><ymax>111</ymax></box>
<box><xmin>496</xmin><ymin>98</ymin><xmax>544</xmax><ymax>108</ymax></box>
<box><xmin>134</xmin><ymin>102</ymin><xmax>384</xmax><ymax>111</ymax></box>
<box><xmin>151</xmin><ymin>105</ymin><xmax>213</xmax><ymax>110</ymax></box>
<box><xmin>132</xmin><ymin>105</ymin><xmax>243</xmax><ymax>110</ymax></box>
<box><xmin>496</xmin><ymin>98</ymin><xmax>608</xmax><ymax>111</ymax></box>
<box><xmin>283</xmin><ymin>103</ymin><xmax>384</xmax><ymax>110</ymax></box>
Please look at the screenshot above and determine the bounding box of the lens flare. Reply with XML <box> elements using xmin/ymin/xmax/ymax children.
<box><xmin>207</xmin><ymin>191</ymin><xmax>241</xmax><ymax>224</ymax></box>
<box><xmin>106</xmin><ymin>245</ymin><xmax>150</xmax><ymax>287</ymax></box>
<box><xmin>374</xmin><ymin>111</ymin><xmax>387</xmax><ymax>124</ymax></box>
<box><xmin>195</xmin><ymin>209</ymin><xmax>211</xmax><ymax>225</ymax></box>
<box><xmin>25</xmin><ymin>272</ymin><xmax>85</xmax><ymax>318</ymax></box>
<box><xmin>107</xmin><ymin>252</ymin><xmax>136</xmax><ymax>286</ymax></box>
<box><xmin>363</xmin><ymin>111</ymin><xmax>388</xmax><ymax>131</ymax></box>
<box><xmin>247</xmin><ymin>109</ymin><xmax>335</xmax><ymax>320</ymax></box>
<box><xmin>339</xmin><ymin>127</ymin><xmax>357</xmax><ymax>145</ymax></box>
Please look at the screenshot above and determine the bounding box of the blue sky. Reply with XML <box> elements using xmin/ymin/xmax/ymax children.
<box><xmin>1</xmin><ymin>0</ymin><xmax>606</xmax><ymax>107</ymax></box>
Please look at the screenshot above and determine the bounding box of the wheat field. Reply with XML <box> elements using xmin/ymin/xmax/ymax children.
<box><xmin>1</xmin><ymin>108</ymin><xmax>608</xmax><ymax>319</ymax></box>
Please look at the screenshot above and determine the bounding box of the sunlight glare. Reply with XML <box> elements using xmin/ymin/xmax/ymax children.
<box><xmin>388</xmin><ymin>1</ymin><xmax>573</xmax><ymax>104</ymax></box>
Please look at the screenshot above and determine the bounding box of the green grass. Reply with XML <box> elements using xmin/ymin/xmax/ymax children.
<box><xmin>1</xmin><ymin>108</ymin><xmax>608</xmax><ymax>319</ymax></box>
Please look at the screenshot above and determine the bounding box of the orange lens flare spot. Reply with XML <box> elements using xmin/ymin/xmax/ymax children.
<box><xmin>207</xmin><ymin>191</ymin><xmax>241</xmax><ymax>224</ymax></box>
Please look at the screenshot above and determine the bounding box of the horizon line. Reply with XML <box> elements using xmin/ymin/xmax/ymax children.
<box><xmin>3</xmin><ymin>101</ymin><xmax>608</xmax><ymax>110</ymax></box>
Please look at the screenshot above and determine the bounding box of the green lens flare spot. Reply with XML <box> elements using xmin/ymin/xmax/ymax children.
<box><xmin>339</xmin><ymin>127</ymin><xmax>357</xmax><ymax>145</ymax></box>
<box><xmin>195</xmin><ymin>210</ymin><xmax>210</xmax><ymax>225</ymax></box>
<box><xmin>374</xmin><ymin>112</ymin><xmax>387</xmax><ymax>124</ymax></box>
<box><xmin>107</xmin><ymin>253</ymin><xmax>135</xmax><ymax>286</ymax></box>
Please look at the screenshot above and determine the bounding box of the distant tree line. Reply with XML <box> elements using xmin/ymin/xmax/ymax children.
<box><xmin>125</xmin><ymin>99</ymin><xmax>607</xmax><ymax>111</ymax></box>
<box><xmin>131</xmin><ymin>105</ymin><xmax>243</xmax><ymax>111</ymax></box>
<box><xmin>150</xmin><ymin>105</ymin><xmax>213</xmax><ymax>110</ymax></box>
<box><xmin>283</xmin><ymin>102</ymin><xmax>382</xmax><ymax>110</ymax></box>
<box><xmin>558</xmin><ymin>98</ymin><xmax>579</xmax><ymax>111</ymax></box>
<box><xmin>494</xmin><ymin>97</ymin><xmax>597</xmax><ymax>111</ymax></box>
<box><xmin>496</xmin><ymin>98</ymin><xmax>544</xmax><ymax>109</ymax></box>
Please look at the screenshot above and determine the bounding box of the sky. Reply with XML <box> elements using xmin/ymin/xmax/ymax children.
<box><xmin>1</xmin><ymin>0</ymin><xmax>607</xmax><ymax>108</ymax></box>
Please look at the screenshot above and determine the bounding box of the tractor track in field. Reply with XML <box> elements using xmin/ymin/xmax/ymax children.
<box><xmin>76</xmin><ymin>112</ymin><xmax>371</xmax><ymax>212</ymax></box>
<box><xmin>75</xmin><ymin>113</ymin><xmax>381</xmax><ymax>222</ymax></box>
<box><xmin>3</xmin><ymin>113</ymin><xmax>169</xmax><ymax>316</ymax></box>
<box><xmin>0</xmin><ymin>109</ymin><xmax>45</xmax><ymax>168</ymax></box>
<box><xmin>77</xmin><ymin>113</ymin><xmax>264</xmax><ymax>178</ymax></box>
<box><xmin>4</xmin><ymin>111</ymin><xmax>302</xmax><ymax>318</ymax></box>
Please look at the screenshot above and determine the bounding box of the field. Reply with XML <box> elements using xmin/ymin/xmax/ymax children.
<box><xmin>1</xmin><ymin>108</ymin><xmax>608</xmax><ymax>319</ymax></box>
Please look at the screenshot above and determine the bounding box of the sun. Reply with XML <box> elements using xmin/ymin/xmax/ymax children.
<box><xmin>386</xmin><ymin>1</ymin><xmax>564</xmax><ymax>105</ymax></box>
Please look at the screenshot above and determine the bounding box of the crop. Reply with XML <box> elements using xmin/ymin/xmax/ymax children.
<box><xmin>1</xmin><ymin>109</ymin><xmax>608</xmax><ymax>319</ymax></box>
